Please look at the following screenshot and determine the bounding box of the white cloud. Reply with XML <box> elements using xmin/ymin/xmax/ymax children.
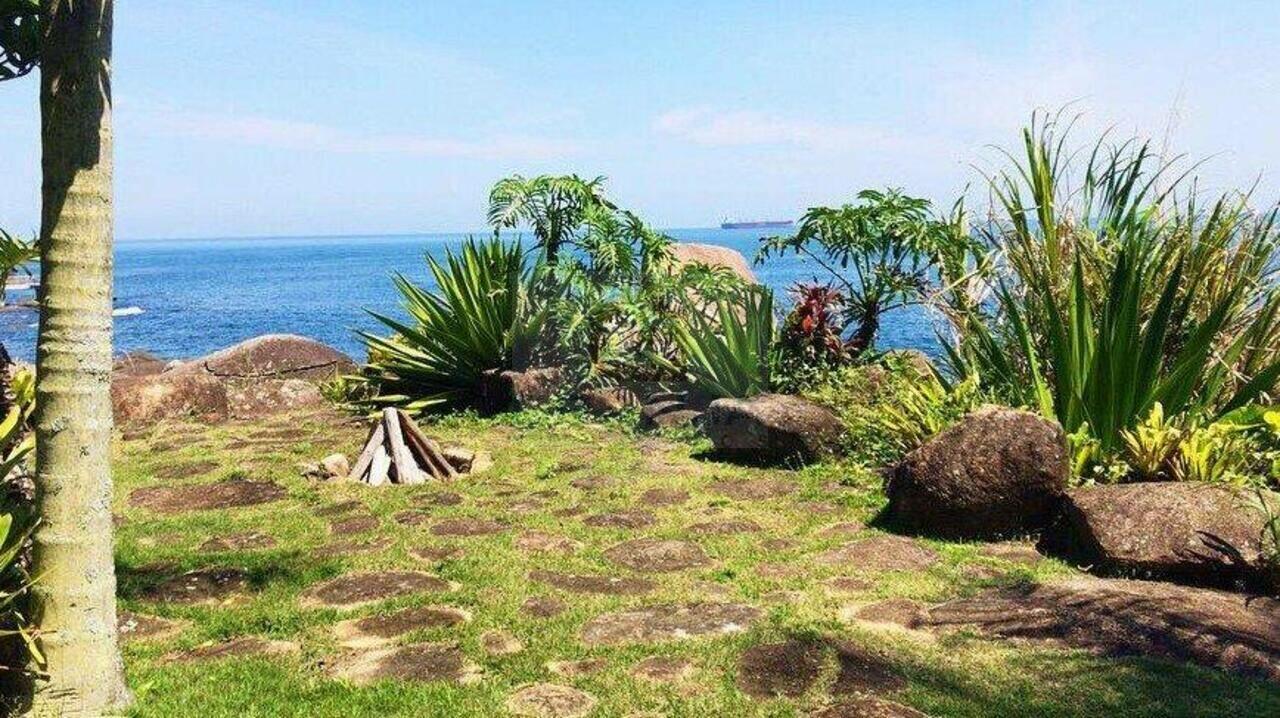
<box><xmin>652</xmin><ymin>107</ymin><xmax>922</xmax><ymax>154</ymax></box>
<box><xmin>142</xmin><ymin>109</ymin><xmax>581</xmax><ymax>161</ymax></box>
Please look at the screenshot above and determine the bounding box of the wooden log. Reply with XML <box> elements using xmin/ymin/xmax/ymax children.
<box><xmin>367</xmin><ymin>444</ymin><xmax>392</xmax><ymax>487</ymax></box>
<box><xmin>398</xmin><ymin>411</ymin><xmax>458</xmax><ymax>480</ymax></box>
<box><xmin>383</xmin><ymin>408</ymin><xmax>427</xmax><ymax>484</ymax></box>
<box><xmin>347</xmin><ymin>421</ymin><xmax>385</xmax><ymax>482</ymax></box>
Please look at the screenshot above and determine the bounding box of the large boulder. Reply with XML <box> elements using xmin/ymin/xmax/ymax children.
<box><xmin>112</xmin><ymin>351</ymin><xmax>168</xmax><ymax>378</ymax></box>
<box><xmin>885</xmin><ymin>406</ymin><xmax>1068</xmax><ymax>539</ymax></box>
<box><xmin>703</xmin><ymin>393</ymin><xmax>843</xmax><ymax>463</ymax></box>
<box><xmin>668</xmin><ymin>243</ymin><xmax>757</xmax><ymax>284</ymax></box>
<box><xmin>111</xmin><ymin>371</ymin><xmax>230</xmax><ymax>425</ymax></box>
<box><xmin>1039</xmin><ymin>482</ymin><xmax>1280</xmax><ymax>591</ymax></box>
<box><xmin>226</xmin><ymin>378</ymin><xmax>325</xmax><ymax>419</ymax></box>
<box><xmin>188</xmin><ymin>334</ymin><xmax>355</xmax><ymax>381</ymax></box>
<box><xmin>478</xmin><ymin>366</ymin><xmax>564</xmax><ymax>413</ymax></box>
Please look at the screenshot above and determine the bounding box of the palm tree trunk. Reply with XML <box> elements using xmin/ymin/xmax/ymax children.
<box><xmin>27</xmin><ymin>1</ymin><xmax>129</xmax><ymax>715</ymax></box>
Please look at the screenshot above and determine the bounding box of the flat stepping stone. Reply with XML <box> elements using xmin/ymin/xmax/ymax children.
<box><xmin>829</xmin><ymin>640</ymin><xmax>907</xmax><ymax>696</ymax></box>
<box><xmin>638</xmin><ymin>488</ymin><xmax>689</xmax><ymax>507</ymax></box>
<box><xmin>818</xmin><ymin>522</ymin><xmax>866</xmax><ymax>538</ymax></box>
<box><xmin>300</xmin><ymin>571</ymin><xmax>453</xmax><ymax>610</ymax></box>
<box><xmin>140</xmin><ymin>567</ymin><xmax>250</xmax><ymax>605</ymax></box>
<box><xmin>415</xmin><ymin>490</ymin><xmax>464</xmax><ymax>507</ymax></box>
<box><xmin>810</xmin><ymin>697</ymin><xmax>928</xmax><ymax>718</ymax></box>
<box><xmin>686</xmin><ymin>519</ymin><xmax>761</xmax><ymax>535</ymax></box>
<box><xmin>334</xmin><ymin>605</ymin><xmax>471</xmax><ymax>649</ymax></box>
<box><xmin>315</xmin><ymin>537</ymin><xmax>392</xmax><ymax>558</ymax></box>
<box><xmin>393</xmin><ymin>509</ymin><xmax>431</xmax><ymax>526</ymax></box>
<box><xmin>163</xmin><ymin>636</ymin><xmax>298</xmax><ymax>663</ymax></box>
<box><xmin>925</xmin><ymin>577</ymin><xmax>1280</xmax><ymax>682</ymax></box>
<box><xmin>154</xmin><ymin>459</ymin><xmax>220</xmax><ymax>480</ymax></box>
<box><xmin>817</xmin><ymin>535</ymin><xmax>939</xmax><ymax>572</ymax></box>
<box><xmin>580</xmin><ymin>602</ymin><xmax>762</xmax><ymax>646</ymax></box>
<box><xmin>516</xmin><ymin>531</ymin><xmax>583</xmax><ymax>555</ymax></box>
<box><xmin>737</xmin><ymin>639</ymin><xmax>825</xmax><ymax>698</ymax></box>
<box><xmin>430</xmin><ymin>518</ymin><xmax>507</xmax><ymax>536</ymax></box>
<box><xmin>631</xmin><ymin>656</ymin><xmax>695</xmax><ymax>684</ymax></box>
<box><xmin>822</xmin><ymin>577</ymin><xmax>874</xmax><ymax>595</ymax></box>
<box><xmin>481</xmin><ymin>629</ymin><xmax>524</xmax><ymax>656</ymax></box>
<box><xmin>409</xmin><ymin>545</ymin><xmax>464</xmax><ymax>562</ymax></box>
<box><xmin>844</xmin><ymin>599</ymin><xmax>928</xmax><ymax>630</ymax></box>
<box><xmin>522</xmin><ymin>596</ymin><xmax>568</xmax><ymax>618</ymax></box>
<box><xmin>199</xmin><ymin>531</ymin><xmax>276</xmax><ymax>552</ymax></box>
<box><xmin>315</xmin><ymin>499</ymin><xmax>366</xmax><ymax>517</ymax></box>
<box><xmin>117</xmin><ymin>611</ymin><xmax>188</xmax><ymax>643</ymax></box>
<box><xmin>530</xmin><ymin>570</ymin><xmax>656</xmax><ymax>596</ymax></box>
<box><xmin>604</xmin><ymin>539</ymin><xmax>710</xmax><ymax>573</ymax></box>
<box><xmin>129</xmin><ymin>479</ymin><xmax>287</xmax><ymax>514</ymax></box>
<box><xmin>547</xmin><ymin>658</ymin><xmax>607</xmax><ymax>677</ymax></box>
<box><xmin>711</xmin><ymin>479</ymin><xmax>796</xmax><ymax>501</ymax></box>
<box><xmin>506</xmin><ymin>683</ymin><xmax>598</xmax><ymax>718</ymax></box>
<box><xmin>330</xmin><ymin>514</ymin><xmax>380</xmax><ymax>535</ymax></box>
<box><xmin>331</xmin><ymin>642</ymin><xmax>481</xmax><ymax>685</ymax></box>
<box><xmin>584</xmin><ymin>510</ymin><xmax>656</xmax><ymax>529</ymax></box>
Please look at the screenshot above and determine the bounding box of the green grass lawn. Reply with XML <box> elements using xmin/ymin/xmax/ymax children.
<box><xmin>111</xmin><ymin>408</ymin><xmax>1280</xmax><ymax>717</ymax></box>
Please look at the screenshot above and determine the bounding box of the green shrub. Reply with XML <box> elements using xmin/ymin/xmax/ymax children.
<box><xmin>943</xmin><ymin>114</ymin><xmax>1280</xmax><ymax>461</ymax></box>
<box><xmin>668</xmin><ymin>286</ymin><xmax>775</xmax><ymax>399</ymax></box>
<box><xmin>0</xmin><ymin>365</ymin><xmax>37</xmax><ymax>672</ymax></box>
<box><xmin>355</xmin><ymin>237</ymin><xmax>551</xmax><ymax>414</ymax></box>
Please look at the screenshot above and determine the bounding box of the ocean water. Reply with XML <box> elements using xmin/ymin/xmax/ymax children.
<box><xmin>0</xmin><ymin>228</ymin><xmax>941</xmax><ymax>363</ymax></box>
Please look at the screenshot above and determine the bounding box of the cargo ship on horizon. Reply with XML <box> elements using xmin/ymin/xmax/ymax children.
<box><xmin>719</xmin><ymin>219</ymin><xmax>793</xmax><ymax>230</ymax></box>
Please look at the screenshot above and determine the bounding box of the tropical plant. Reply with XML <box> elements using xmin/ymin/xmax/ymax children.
<box><xmin>487</xmin><ymin>174</ymin><xmax>613</xmax><ymax>265</ymax></box>
<box><xmin>775</xmin><ymin>283</ymin><xmax>851</xmax><ymax>386</ymax></box>
<box><xmin>878</xmin><ymin>373</ymin><xmax>983</xmax><ymax>453</ymax></box>
<box><xmin>759</xmin><ymin>188</ymin><xmax>974</xmax><ymax>357</ymax></box>
<box><xmin>355</xmin><ymin>238</ymin><xmax>551</xmax><ymax>414</ymax></box>
<box><xmin>0</xmin><ymin>0</ymin><xmax>130</xmax><ymax>711</ymax></box>
<box><xmin>0</xmin><ymin>229</ymin><xmax>37</xmax><ymax>306</ymax></box>
<box><xmin>668</xmin><ymin>286</ymin><xmax>776</xmax><ymax>399</ymax></box>
<box><xmin>1119</xmin><ymin>403</ymin><xmax>1182</xmax><ymax>480</ymax></box>
<box><xmin>943</xmin><ymin>114</ymin><xmax>1280</xmax><ymax>459</ymax></box>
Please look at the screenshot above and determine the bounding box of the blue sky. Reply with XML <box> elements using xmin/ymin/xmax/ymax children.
<box><xmin>2</xmin><ymin>0</ymin><xmax>1279</xmax><ymax>239</ymax></box>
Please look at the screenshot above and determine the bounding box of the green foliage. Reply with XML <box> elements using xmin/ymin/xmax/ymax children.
<box><xmin>0</xmin><ymin>364</ymin><xmax>37</xmax><ymax>670</ymax></box>
<box><xmin>759</xmin><ymin>188</ymin><xmax>975</xmax><ymax>356</ymax></box>
<box><xmin>354</xmin><ymin>237</ymin><xmax>551</xmax><ymax>414</ymax></box>
<box><xmin>879</xmin><ymin>373</ymin><xmax>983</xmax><ymax>454</ymax></box>
<box><xmin>1119</xmin><ymin>403</ymin><xmax>1182</xmax><ymax>481</ymax></box>
<box><xmin>668</xmin><ymin>286</ymin><xmax>775</xmax><ymax>399</ymax></box>
<box><xmin>944</xmin><ymin>114</ymin><xmax>1280</xmax><ymax>462</ymax></box>
<box><xmin>0</xmin><ymin>228</ymin><xmax>37</xmax><ymax>304</ymax></box>
<box><xmin>0</xmin><ymin>0</ymin><xmax>41</xmax><ymax>81</ymax></box>
<box><xmin>487</xmin><ymin>174</ymin><xmax>612</xmax><ymax>265</ymax></box>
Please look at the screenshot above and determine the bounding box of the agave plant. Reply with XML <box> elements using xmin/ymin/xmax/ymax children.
<box><xmin>668</xmin><ymin>286</ymin><xmax>776</xmax><ymax>399</ymax></box>
<box><xmin>944</xmin><ymin>114</ymin><xmax>1280</xmax><ymax>455</ymax></box>
<box><xmin>356</xmin><ymin>238</ymin><xmax>551</xmax><ymax>414</ymax></box>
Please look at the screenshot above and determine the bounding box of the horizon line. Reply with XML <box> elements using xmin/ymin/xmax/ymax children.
<box><xmin>115</xmin><ymin>226</ymin><xmax>728</xmax><ymax>243</ymax></box>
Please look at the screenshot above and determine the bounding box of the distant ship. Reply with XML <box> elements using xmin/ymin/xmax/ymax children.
<box><xmin>720</xmin><ymin>219</ymin><xmax>793</xmax><ymax>230</ymax></box>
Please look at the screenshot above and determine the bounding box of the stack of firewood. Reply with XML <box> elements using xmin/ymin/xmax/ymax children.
<box><xmin>347</xmin><ymin>408</ymin><xmax>458</xmax><ymax>485</ymax></box>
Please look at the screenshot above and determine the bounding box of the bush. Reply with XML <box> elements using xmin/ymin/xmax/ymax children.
<box><xmin>354</xmin><ymin>237</ymin><xmax>551</xmax><ymax>414</ymax></box>
<box><xmin>0</xmin><ymin>365</ymin><xmax>36</xmax><ymax>675</ymax></box>
<box><xmin>943</xmin><ymin>114</ymin><xmax>1280</xmax><ymax>465</ymax></box>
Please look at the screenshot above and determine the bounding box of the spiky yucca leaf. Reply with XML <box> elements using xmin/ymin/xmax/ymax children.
<box><xmin>670</xmin><ymin>287</ymin><xmax>775</xmax><ymax>399</ymax></box>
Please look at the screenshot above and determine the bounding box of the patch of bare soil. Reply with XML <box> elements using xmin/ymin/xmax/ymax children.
<box><xmin>529</xmin><ymin>570</ymin><xmax>656</xmax><ymax>596</ymax></box>
<box><xmin>117</xmin><ymin>611</ymin><xmax>188</xmax><ymax>643</ymax></box>
<box><xmin>522</xmin><ymin>595</ymin><xmax>568</xmax><ymax>618</ymax></box>
<box><xmin>816</xmin><ymin>535</ymin><xmax>940</xmax><ymax>572</ymax></box>
<box><xmin>300</xmin><ymin>571</ymin><xmax>453</xmax><ymax>610</ymax></box>
<box><xmin>924</xmin><ymin>577</ymin><xmax>1280</xmax><ymax>683</ymax></box>
<box><xmin>505</xmin><ymin>683</ymin><xmax>598</xmax><ymax>718</ymax></box>
<box><xmin>163</xmin><ymin>636</ymin><xmax>298</xmax><ymax>663</ymax></box>
<box><xmin>199</xmin><ymin>531</ymin><xmax>276</xmax><ymax>552</ymax></box>
<box><xmin>580</xmin><ymin>602</ymin><xmax>762</xmax><ymax>646</ymax></box>
<box><xmin>430</xmin><ymin>518</ymin><xmax>508</xmax><ymax>536</ymax></box>
<box><xmin>631</xmin><ymin>656</ymin><xmax>696</xmax><ymax>684</ymax></box>
<box><xmin>604</xmin><ymin>538</ymin><xmax>710</xmax><ymax>573</ymax></box>
<box><xmin>129</xmin><ymin>479</ymin><xmax>287</xmax><ymax>514</ymax></box>
<box><xmin>583</xmin><ymin>510</ymin><xmax>656</xmax><ymax>529</ymax></box>
<box><xmin>330</xmin><ymin>642</ymin><xmax>481</xmax><ymax>685</ymax></box>
<box><xmin>139</xmin><ymin>567</ymin><xmax>250</xmax><ymax>605</ymax></box>
<box><xmin>516</xmin><ymin>531</ymin><xmax>583</xmax><ymax>555</ymax></box>
<box><xmin>334</xmin><ymin>605</ymin><xmax>471</xmax><ymax>649</ymax></box>
<box><xmin>686</xmin><ymin>518</ymin><xmax>761</xmax><ymax>535</ymax></box>
<box><xmin>711</xmin><ymin>479</ymin><xmax>797</xmax><ymax>501</ymax></box>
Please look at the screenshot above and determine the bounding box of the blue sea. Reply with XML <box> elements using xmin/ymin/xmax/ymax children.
<box><xmin>0</xmin><ymin>229</ymin><xmax>940</xmax><ymax>363</ymax></box>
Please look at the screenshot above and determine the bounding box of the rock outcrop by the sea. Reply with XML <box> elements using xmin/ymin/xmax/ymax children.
<box><xmin>668</xmin><ymin>243</ymin><xmax>757</xmax><ymax>284</ymax></box>
<box><xmin>884</xmin><ymin>407</ymin><xmax>1068</xmax><ymax>539</ymax></box>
